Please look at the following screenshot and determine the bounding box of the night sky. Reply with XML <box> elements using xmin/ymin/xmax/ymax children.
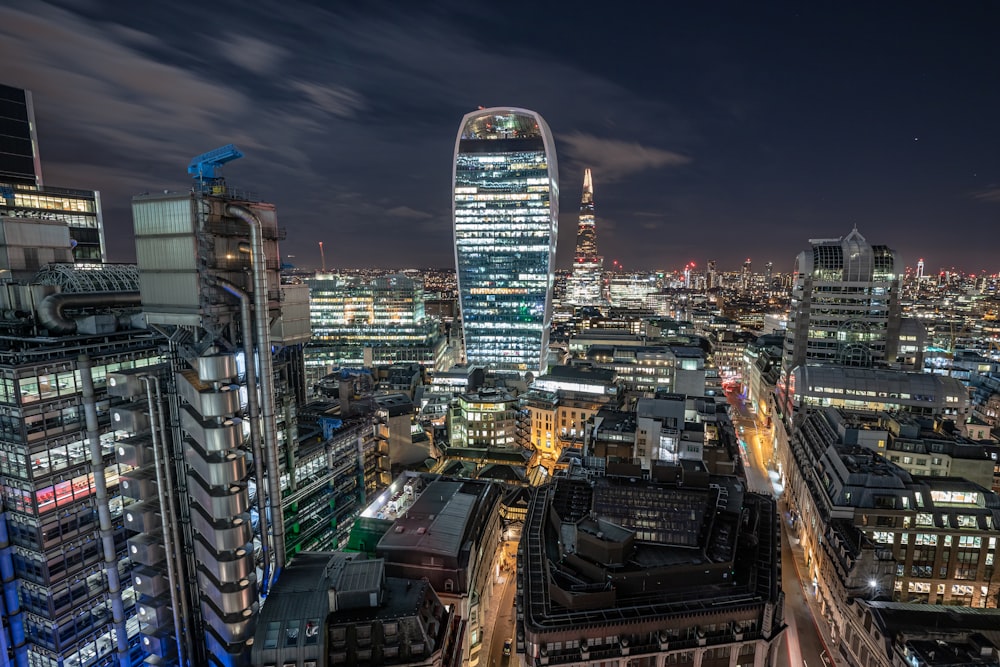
<box><xmin>4</xmin><ymin>1</ymin><xmax>1000</xmax><ymax>273</ymax></box>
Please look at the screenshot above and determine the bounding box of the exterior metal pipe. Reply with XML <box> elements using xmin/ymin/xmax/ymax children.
<box><xmin>139</xmin><ymin>375</ymin><xmax>186</xmax><ymax>667</ymax></box>
<box><xmin>226</xmin><ymin>204</ymin><xmax>285</xmax><ymax>581</ymax></box>
<box><xmin>149</xmin><ymin>374</ymin><xmax>197</xmax><ymax>666</ymax></box>
<box><xmin>37</xmin><ymin>291</ymin><xmax>140</xmax><ymax>335</ymax></box>
<box><xmin>79</xmin><ymin>355</ymin><xmax>130</xmax><ymax>667</ymax></box>
<box><xmin>214</xmin><ymin>277</ymin><xmax>272</xmax><ymax>594</ymax></box>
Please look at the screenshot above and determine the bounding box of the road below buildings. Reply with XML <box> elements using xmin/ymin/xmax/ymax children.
<box><xmin>483</xmin><ymin>542</ymin><xmax>517</xmax><ymax>667</ymax></box>
<box><xmin>726</xmin><ymin>388</ymin><xmax>833</xmax><ymax>667</ymax></box>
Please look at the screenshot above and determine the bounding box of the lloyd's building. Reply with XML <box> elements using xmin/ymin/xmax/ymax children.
<box><xmin>452</xmin><ymin>107</ymin><xmax>558</xmax><ymax>374</ymax></box>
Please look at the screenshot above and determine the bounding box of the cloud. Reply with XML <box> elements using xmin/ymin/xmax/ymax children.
<box><xmin>558</xmin><ymin>132</ymin><xmax>690</xmax><ymax>182</ymax></box>
<box><xmin>0</xmin><ymin>2</ymin><xmax>248</xmax><ymax>168</ymax></box>
<box><xmin>387</xmin><ymin>206</ymin><xmax>433</xmax><ymax>219</ymax></box>
<box><xmin>972</xmin><ymin>187</ymin><xmax>1000</xmax><ymax>203</ymax></box>
<box><xmin>289</xmin><ymin>80</ymin><xmax>365</xmax><ymax>118</ymax></box>
<box><xmin>217</xmin><ymin>34</ymin><xmax>287</xmax><ymax>74</ymax></box>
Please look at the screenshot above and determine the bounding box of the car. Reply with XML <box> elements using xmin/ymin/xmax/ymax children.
<box><xmin>503</xmin><ymin>640</ymin><xmax>512</xmax><ymax>656</ymax></box>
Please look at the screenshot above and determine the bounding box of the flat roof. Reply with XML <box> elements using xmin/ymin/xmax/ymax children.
<box><xmin>377</xmin><ymin>479</ymin><xmax>476</xmax><ymax>556</ymax></box>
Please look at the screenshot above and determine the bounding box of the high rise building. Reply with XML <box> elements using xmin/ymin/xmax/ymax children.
<box><xmin>305</xmin><ymin>273</ymin><xmax>447</xmax><ymax>383</ymax></box>
<box><xmin>782</xmin><ymin>228</ymin><xmax>902</xmax><ymax>375</ymax></box>
<box><xmin>742</xmin><ymin>257</ymin><xmax>752</xmax><ymax>290</ymax></box>
<box><xmin>114</xmin><ymin>149</ymin><xmax>311</xmax><ymax>666</ymax></box>
<box><xmin>452</xmin><ymin>107</ymin><xmax>558</xmax><ymax>374</ymax></box>
<box><xmin>0</xmin><ymin>263</ymin><xmax>159</xmax><ymax>667</ymax></box>
<box><xmin>706</xmin><ymin>259</ymin><xmax>717</xmax><ymax>289</ymax></box>
<box><xmin>0</xmin><ymin>84</ymin><xmax>42</xmax><ymax>186</ymax></box>
<box><xmin>566</xmin><ymin>169</ymin><xmax>603</xmax><ymax>306</ymax></box>
<box><xmin>1</xmin><ymin>83</ymin><xmax>107</xmax><ymax>263</ymax></box>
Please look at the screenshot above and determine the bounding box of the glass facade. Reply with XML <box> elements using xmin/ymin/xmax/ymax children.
<box><xmin>0</xmin><ymin>83</ymin><xmax>40</xmax><ymax>186</ymax></box>
<box><xmin>1</xmin><ymin>183</ymin><xmax>106</xmax><ymax>263</ymax></box>
<box><xmin>1</xmin><ymin>85</ymin><xmax>106</xmax><ymax>263</ymax></box>
<box><xmin>567</xmin><ymin>169</ymin><xmax>603</xmax><ymax>306</ymax></box>
<box><xmin>0</xmin><ymin>339</ymin><xmax>162</xmax><ymax>667</ymax></box>
<box><xmin>305</xmin><ymin>273</ymin><xmax>445</xmax><ymax>382</ymax></box>
<box><xmin>453</xmin><ymin>108</ymin><xmax>558</xmax><ymax>373</ymax></box>
<box><xmin>783</xmin><ymin>228</ymin><xmax>902</xmax><ymax>374</ymax></box>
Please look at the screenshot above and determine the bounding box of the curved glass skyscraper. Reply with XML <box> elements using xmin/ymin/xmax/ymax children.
<box><xmin>453</xmin><ymin>107</ymin><xmax>558</xmax><ymax>373</ymax></box>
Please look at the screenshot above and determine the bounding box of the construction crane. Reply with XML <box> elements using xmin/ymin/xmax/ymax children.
<box><xmin>187</xmin><ymin>144</ymin><xmax>244</xmax><ymax>193</ymax></box>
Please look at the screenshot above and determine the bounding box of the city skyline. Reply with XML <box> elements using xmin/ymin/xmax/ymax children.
<box><xmin>3</xmin><ymin>2</ymin><xmax>1000</xmax><ymax>273</ymax></box>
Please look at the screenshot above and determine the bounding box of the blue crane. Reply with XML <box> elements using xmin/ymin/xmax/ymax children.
<box><xmin>187</xmin><ymin>144</ymin><xmax>243</xmax><ymax>191</ymax></box>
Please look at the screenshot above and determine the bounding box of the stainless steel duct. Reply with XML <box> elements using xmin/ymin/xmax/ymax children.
<box><xmin>140</xmin><ymin>375</ymin><xmax>189</xmax><ymax>666</ymax></box>
<box><xmin>79</xmin><ymin>355</ymin><xmax>130</xmax><ymax>667</ymax></box>
<box><xmin>213</xmin><ymin>278</ymin><xmax>272</xmax><ymax>594</ymax></box>
<box><xmin>225</xmin><ymin>204</ymin><xmax>285</xmax><ymax>582</ymax></box>
<box><xmin>37</xmin><ymin>291</ymin><xmax>140</xmax><ymax>335</ymax></box>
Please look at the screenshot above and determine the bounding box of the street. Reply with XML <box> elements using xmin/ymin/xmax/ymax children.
<box><xmin>483</xmin><ymin>541</ymin><xmax>518</xmax><ymax>667</ymax></box>
<box><xmin>725</xmin><ymin>388</ymin><xmax>832</xmax><ymax>667</ymax></box>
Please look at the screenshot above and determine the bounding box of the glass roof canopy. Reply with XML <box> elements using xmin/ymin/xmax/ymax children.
<box><xmin>34</xmin><ymin>262</ymin><xmax>140</xmax><ymax>293</ymax></box>
<box><xmin>460</xmin><ymin>110</ymin><xmax>542</xmax><ymax>140</ymax></box>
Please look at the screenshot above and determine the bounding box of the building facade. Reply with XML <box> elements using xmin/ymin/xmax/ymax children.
<box><xmin>0</xmin><ymin>83</ymin><xmax>41</xmax><ymax>186</ymax></box>
<box><xmin>306</xmin><ymin>273</ymin><xmax>446</xmax><ymax>384</ymax></box>
<box><xmin>516</xmin><ymin>461</ymin><xmax>784</xmax><ymax>667</ymax></box>
<box><xmin>0</xmin><ymin>266</ymin><xmax>160</xmax><ymax>667</ymax></box>
<box><xmin>782</xmin><ymin>228</ymin><xmax>902</xmax><ymax>375</ymax></box>
<box><xmin>782</xmin><ymin>407</ymin><xmax>1000</xmax><ymax>652</ymax></box>
<box><xmin>452</xmin><ymin>107</ymin><xmax>558</xmax><ymax>373</ymax></box>
<box><xmin>565</xmin><ymin>169</ymin><xmax>603</xmax><ymax>307</ymax></box>
<box><xmin>522</xmin><ymin>365</ymin><xmax>622</xmax><ymax>466</ymax></box>
<box><xmin>1</xmin><ymin>84</ymin><xmax>107</xmax><ymax>263</ymax></box>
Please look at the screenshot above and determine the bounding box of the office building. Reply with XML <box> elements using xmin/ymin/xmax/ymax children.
<box><xmin>607</xmin><ymin>272</ymin><xmax>659</xmax><ymax>309</ymax></box>
<box><xmin>842</xmin><ymin>601</ymin><xmax>1000</xmax><ymax>667</ymax></box>
<box><xmin>522</xmin><ymin>365</ymin><xmax>622</xmax><ymax>466</ymax></box>
<box><xmin>449</xmin><ymin>387</ymin><xmax>519</xmax><ymax>449</ymax></box>
<box><xmin>0</xmin><ymin>262</ymin><xmax>159</xmax><ymax>667</ymax></box>
<box><xmin>0</xmin><ymin>84</ymin><xmax>107</xmax><ymax>263</ymax></box>
<box><xmin>782</xmin><ymin>228</ymin><xmax>902</xmax><ymax>375</ymax></box>
<box><xmin>348</xmin><ymin>472</ymin><xmax>503</xmax><ymax>667</ymax></box>
<box><xmin>565</xmin><ymin>169</ymin><xmax>603</xmax><ymax>306</ymax></box>
<box><xmin>306</xmin><ymin>273</ymin><xmax>446</xmax><ymax>385</ymax></box>
<box><xmin>0</xmin><ymin>84</ymin><xmax>41</xmax><ymax>186</ymax></box>
<box><xmin>111</xmin><ymin>149</ymin><xmax>311</xmax><ymax>666</ymax></box>
<box><xmin>250</xmin><ymin>552</ymin><xmax>463</xmax><ymax>667</ymax></box>
<box><xmin>517</xmin><ymin>460</ymin><xmax>784</xmax><ymax>667</ymax></box>
<box><xmin>452</xmin><ymin>107</ymin><xmax>558</xmax><ymax>373</ymax></box>
<box><xmin>783</xmin><ymin>407</ymin><xmax>1000</xmax><ymax>635</ymax></box>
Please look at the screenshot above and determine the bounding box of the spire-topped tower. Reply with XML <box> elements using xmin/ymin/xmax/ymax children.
<box><xmin>567</xmin><ymin>168</ymin><xmax>604</xmax><ymax>306</ymax></box>
<box><xmin>574</xmin><ymin>168</ymin><xmax>598</xmax><ymax>262</ymax></box>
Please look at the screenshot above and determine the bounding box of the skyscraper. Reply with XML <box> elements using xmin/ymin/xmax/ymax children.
<box><xmin>566</xmin><ymin>168</ymin><xmax>604</xmax><ymax>306</ymax></box>
<box><xmin>0</xmin><ymin>83</ymin><xmax>42</xmax><ymax>186</ymax></box>
<box><xmin>782</xmin><ymin>227</ymin><xmax>902</xmax><ymax>374</ymax></box>
<box><xmin>0</xmin><ymin>83</ymin><xmax>107</xmax><ymax>262</ymax></box>
<box><xmin>452</xmin><ymin>107</ymin><xmax>558</xmax><ymax>373</ymax></box>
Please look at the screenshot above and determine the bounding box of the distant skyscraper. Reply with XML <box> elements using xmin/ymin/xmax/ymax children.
<box><xmin>453</xmin><ymin>107</ymin><xmax>558</xmax><ymax>373</ymax></box>
<box><xmin>742</xmin><ymin>257</ymin><xmax>752</xmax><ymax>290</ymax></box>
<box><xmin>0</xmin><ymin>83</ymin><xmax>42</xmax><ymax>185</ymax></box>
<box><xmin>706</xmin><ymin>259</ymin><xmax>717</xmax><ymax>289</ymax></box>
<box><xmin>916</xmin><ymin>257</ymin><xmax>925</xmax><ymax>281</ymax></box>
<box><xmin>782</xmin><ymin>227</ymin><xmax>902</xmax><ymax>375</ymax></box>
<box><xmin>0</xmin><ymin>83</ymin><xmax>106</xmax><ymax>262</ymax></box>
<box><xmin>566</xmin><ymin>168</ymin><xmax>603</xmax><ymax>306</ymax></box>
